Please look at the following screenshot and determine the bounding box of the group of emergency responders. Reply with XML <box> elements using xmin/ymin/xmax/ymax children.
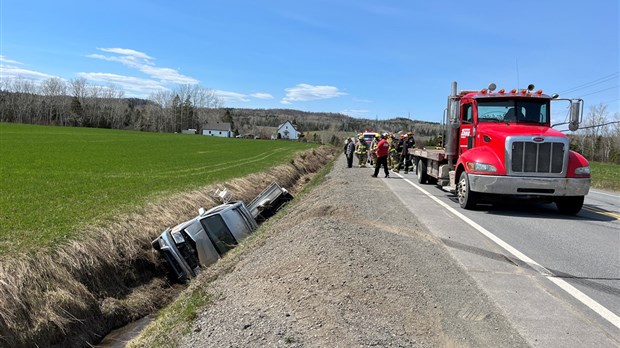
<box><xmin>352</xmin><ymin>131</ymin><xmax>416</xmax><ymax>173</ymax></box>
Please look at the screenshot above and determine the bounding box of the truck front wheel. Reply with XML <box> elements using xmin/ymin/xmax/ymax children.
<box><xmin>555</xmin><ymin>196</ymin><xmax>584</xmax><ymax>215</ymax></box>
<box><xmin>457</xmin><ymin>172</ymin><xmax>478</xmax><ymax>209</ymax></box>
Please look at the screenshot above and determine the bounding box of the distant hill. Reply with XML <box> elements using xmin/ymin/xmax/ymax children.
<box><xmin>214</xmin><ymin>108</ymin><xmax>442</xmax><ymax>140</ymax></box>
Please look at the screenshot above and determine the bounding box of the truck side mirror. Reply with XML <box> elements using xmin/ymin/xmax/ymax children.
<box><xmin>568</xmin><ymin>99</ymin><xmax>582</xmax><ymax>132</ymax></box>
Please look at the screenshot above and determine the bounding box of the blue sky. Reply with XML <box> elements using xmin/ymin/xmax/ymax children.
<box><xmin>1</xmin><ymin>0</ymin><xmax>618</xmax><ymax>123</ymax></box>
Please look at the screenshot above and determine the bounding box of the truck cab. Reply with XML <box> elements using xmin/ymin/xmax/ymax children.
<box><xmin>412</xmin><ymin>82</ymin><xmax>591</xmax><ymax>214</ymax></box>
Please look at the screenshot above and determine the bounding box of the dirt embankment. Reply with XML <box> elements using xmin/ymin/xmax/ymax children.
<box><xmin>155</xmin><ymin>154</ymin><xmax>530</xmax><ymax>347</ymax></box>
<box><xmin>0</xmin><ymin>146</ymin><xmax>337</xmax><ymax>348</ymax></box>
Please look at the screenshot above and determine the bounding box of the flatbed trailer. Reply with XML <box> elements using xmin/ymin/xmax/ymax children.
<box><xmin>410</xmin><ymin>148</ymin><xmax>452</xmax><ymax>187</ymax></box>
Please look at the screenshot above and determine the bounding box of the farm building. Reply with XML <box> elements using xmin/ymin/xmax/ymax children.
<box><xmin>202</xmin><ymin>122</ymin><xmax>233</xmax><ymax>138</ymax></box>
<box><xmin>276</xmin><ymin>120</ymin><xmax>300</xmax><ymax>140</ymax></box>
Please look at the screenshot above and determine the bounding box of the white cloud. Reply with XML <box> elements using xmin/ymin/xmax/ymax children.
<box><xmin>282</xmin><ymin>83</ymin><xmax>346</xmax><ymax>104</ymax></box>
<box><xmin>212</xmin><ymin>90</ymin><xmax>276</xmax><ymax>102</ymax></box>
<box><xmin>342</xmin><ymin>109</ymin><xmax>371</xmax><ymax>117</ymax></box>
<box><xmin>87</xmin><ymin>47</ymin><xmax>198</xmax><ymax>85</ymax></box>
<box><xmin>214</xmin><ymin>90</ymin><xmax>251</xmax><ymax>103</ymax></box>
<box><xmin>78</xmin><ymin>72</ymin><xmax>166</xmax><ymax>95</ymax></box>
<box><xmin>97</xmin><ymin>48</ymin><xmax>153</xmax><ymax>60</ymax></box>
<box><xmin>251</xmin><ymin>92</ymin><xmax>274</xmax><ymax>99</ymax></box>
<box><xmin>1</xmin><ymin>65</ymin><xmax>56</xmax><ymax>81</ymax></box>
<box><xmin>0</xmin><ymin>55</ymin><xmax>23</xmax><ymax>65</ymax></box>
<box><xmin>0</xmin><ymin>55</ymin><xmax>58</xmax><ymax>82</ymax></box>
<box><xmin>353</xmin><ymin>98</ymin><xmax>373</xmax><ymax>103</ymax></box>
<box><xmin>139</xmin><ymin>65</ymin><xmax>198</xmax><ymax>84</ymax></box>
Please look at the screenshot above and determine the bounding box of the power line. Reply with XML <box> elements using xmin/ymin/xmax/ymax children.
<box><xmin>577</xmin><ymin>85</ymin><xmax>619</xmax><ymax>98</ymax></box>
<box><xmin>559</xmin><ymin>120</ymin><xmax>620</xmax><ymax>132</ymax></box>
<box><xmin>601</xmin><ymin>97</ymin><xmax>620</xmax><ymax>104</ymax></box>
<box><xmin>558</xmin><ymin>72</ymin><xmax>620</xmax><ymax>95</ymax></box>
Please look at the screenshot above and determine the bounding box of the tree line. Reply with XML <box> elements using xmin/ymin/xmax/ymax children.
<box><xmin>0</xmin><ymin>77</ymin><xmax>223</xmax><ymax>133</ymax></box>
<box><xmin>569</xmin><ymin>104</ymin><xmax>620</xmax><ymax>163</ymax></box>
<box><xmin>0</xmin><ymin>76</ymin><xmax>436</xmax><ymax>141</ymax></box>
<box><xmin>9</xmin><ymin>76</ymin><xmax>617</xmax><ymax>163</ymax></box>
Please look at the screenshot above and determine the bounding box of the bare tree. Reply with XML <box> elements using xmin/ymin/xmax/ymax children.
<box><xmin>580</xmin><ymin>104</ymin><xmax>607</xmax><ymax>160</ymax></box>
<box><xmin>69</xmin><ymin>77</ymin><xmax>88</xmax><ymax>102</ymax></box>
<box><xmin>39</xmin><ymin>77</ymin><xmax>68</xmax><ymax>125</ymax></box>
<box><xmin>68</xmin><ymin>78</ymin><xmax>89</xmax><ymax>126</ymax></box>
<box><xmin>9</xmin><ymin>77</ymin><xmax>37</xmax><ymax>123</ymax></box>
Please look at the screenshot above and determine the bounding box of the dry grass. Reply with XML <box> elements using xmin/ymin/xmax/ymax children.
<box><xmin>0</xmin><ymin>146</ymin><xmax>337</xmax><ymax>347</ymax></box>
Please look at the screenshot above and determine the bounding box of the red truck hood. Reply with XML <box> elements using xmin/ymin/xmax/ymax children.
<box><xmin>477</xmin><ymin>123</ymin><xmax>566</xmax><ymax>141</ymax></box>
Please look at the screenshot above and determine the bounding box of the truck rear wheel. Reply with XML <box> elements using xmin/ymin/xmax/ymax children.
<box><xmin>555</xmin><ymin>196</ymin><xmax>584</xmax><ymax>215</ymax></box>
<box><xmin>457</xmin><ymin>172</ymin><xmax>478</xmax><ymax>209</ymax></box>
<box><xmin>417</xmin><ymin>159</ymin><xmax>428</xmax><ymax>184</ymax></box>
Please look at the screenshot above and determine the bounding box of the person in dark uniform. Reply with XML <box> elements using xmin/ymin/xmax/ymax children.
<box><xmin>344</xmin><ymin>137</ymin><xmax>355</xmax><ymax>168</ymax></box>
<box><xmin>403</xmin><ymin>131</ymin><xmax>416</xmax><ymax>173</ymax></box>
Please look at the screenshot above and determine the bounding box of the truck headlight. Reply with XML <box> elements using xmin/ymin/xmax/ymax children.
<box><xmin>574</xmin><ymin>166</ymin><xmax>590</xmax><ymax>175</ymax></box>
<box><xmin>467</xmin><ymin>162</ymin><xmax>497</xmax><ymax>172</ymax></box>
<box><xmin>171</xmin><ymin>230</ymin><xmax>185</xmax><ymax>244</ymax></box>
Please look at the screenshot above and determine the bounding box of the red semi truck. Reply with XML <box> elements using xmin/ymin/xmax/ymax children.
<box><xmin>410</xmin><ymin>81</ymin><xmax>591</xmax><ymax>214</ymax></box>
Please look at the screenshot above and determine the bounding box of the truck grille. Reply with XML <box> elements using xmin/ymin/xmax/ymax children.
<box><xmin>508</xmin><ymin>137</ymin><xmax>567</xmax><ymax>176</ymax></box>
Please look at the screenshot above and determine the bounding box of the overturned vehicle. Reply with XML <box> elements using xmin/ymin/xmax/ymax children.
<box><xmin>152</xmin><ymin>182</ymin><xmax>293</xmax><ymax>282</ymax></box>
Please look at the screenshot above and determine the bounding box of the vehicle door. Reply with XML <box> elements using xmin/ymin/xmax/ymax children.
<box><xmin>459</xmin><ymin>101</ymin><xmax>474</xmax><ymax>156</ymax></box>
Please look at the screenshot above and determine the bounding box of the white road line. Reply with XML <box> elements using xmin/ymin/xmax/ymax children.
<box><xmin>394</xmin><ymin>173</ymin><xmax>620</xmax><ymax>330</ymax></box>
<box><xmin>589</xmin><ymin>189</ymin><xmax>620</xmax><ymax>198</ymax></box>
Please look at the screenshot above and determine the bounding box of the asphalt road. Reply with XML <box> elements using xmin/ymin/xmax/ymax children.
<box><xmin>381</xmin><ymin>172</ymin><xmax>620</xmax><ymax>348</ymax></box>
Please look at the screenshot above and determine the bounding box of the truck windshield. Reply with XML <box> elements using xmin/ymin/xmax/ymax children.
<box><xmin>477</xmin><ymin>99</ymin><xmax>548</xmax><ymax>124</ymax></box>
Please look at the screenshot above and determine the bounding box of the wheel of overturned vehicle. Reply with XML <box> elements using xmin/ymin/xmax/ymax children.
<box><xmin>417</xmin><ymin>159</ymin><xmax>428</xmax><ymax>184</ymax></box>
<box><xmin>555</xmin><ymin>196</ymin><xmax>584</xmax><ymax>215</ymax></box>
<box><xmin>457</xmin><ymin>171</ymin><xmax>478</xmax><ymax>209</ymax></box>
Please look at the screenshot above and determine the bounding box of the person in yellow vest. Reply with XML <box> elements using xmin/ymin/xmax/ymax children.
<box><xmin>369</xmin><ymin>133</ymin><xmax>380</xmax><ymax>166</ymax></box>
<box><xmin>388</xmin><ymin>136</ymin><xmax>398</xmax><ymax>169</ymax></box>
<box><xmin>354</xmin><ymin>135</ymin><xmax>368</xmax><ymax>167</ymax></box>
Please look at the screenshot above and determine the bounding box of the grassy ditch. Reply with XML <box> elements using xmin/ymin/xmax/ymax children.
<box><xmin>590</xmin><ymin>161</ymin><xmax>620</xmax><ymax>192</ymax></box>
<box><xmin>126</xmin><ymin>152</ymin><xmax>337</xmax><ymax>348</ymax></box>
<box><xmin>0</xmin><ymin>122</ymin><xmax>336</xmax><ymax>347</ymax></box>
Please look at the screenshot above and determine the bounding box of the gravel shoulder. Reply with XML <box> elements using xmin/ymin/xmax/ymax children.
<box><xmin>180</xmin><ymin>154</ymin><xmax>530</xmax><ymax>347</ymax></box>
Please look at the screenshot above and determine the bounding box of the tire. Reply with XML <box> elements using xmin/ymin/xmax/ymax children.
<box><xmin>457</xmin><ymin>171</ymin><xmax>478</xmax><ymax>209</ymax></box>
<box><xmin>416</xmin><ymin>159</ymin><xmax>428</xmax><ymax>184</ymax></box>
<box><xmin>555</xmin><ymin>196</ymin><xmax>584</xmax><ymax>215</ymax></box>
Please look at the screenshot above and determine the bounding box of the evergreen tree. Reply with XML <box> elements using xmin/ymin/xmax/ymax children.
<box><xmin>222</xmin><ymin>109</ymin><xmax>237</xmax><ymax>134</ymax></box>
<box><xmin>172</xmin><ymin>94</ymin><xmax>181</xmax><ymax>131</ymax></box>
<box><xmin>182</xmin><ymin>96</ymin><xmax>194</xmax><ymax>129</ymax></box>
<box><xmin>70</xmin><ymin>96</ymin><xmax>84</xmax><ymax>126</ymax></box>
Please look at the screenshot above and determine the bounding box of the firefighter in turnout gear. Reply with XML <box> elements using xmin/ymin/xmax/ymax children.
<box><xmin>393</xmin><ymin>134</ymin><xmax>404</xmax><ymax>173</ymax></box>
<box><xmin>388</xmin><ymin>135</ymin><xmax>398</xmax><ymax>169</ymax></box>
<box><xmin>369</xmin><ymin>133</ymin><xmax>380</xmax><ymax>166</ymax></box>
<box><xmin>355</xmin><ymin>135</ymin><xmax>369</xmax><ymax>167</ymax></box>
<box><xmin>395</xmin><ymin>131</ymin><xmax>416</xmax><ymax>173</ymax></box>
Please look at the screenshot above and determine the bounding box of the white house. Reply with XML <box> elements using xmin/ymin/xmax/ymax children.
<box><xmin>276</xmin><ymin>120</ymin><xmax>300</xmax><ymax>140</ymax></box>
<box><xmin>202</xmin><ymin>122</ymin><xmax>232</xmax><ymax>138</ymax></box>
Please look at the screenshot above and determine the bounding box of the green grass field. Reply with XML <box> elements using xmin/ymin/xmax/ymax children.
<box><xmin>0</xmin><ymin>123</ymin><xmax>316</xmax><ymax>253</ymax></box>
<box><xmin>590</xmin><ymin>161</ymin><xmax>620</xmax><ymax>192</ymax></box>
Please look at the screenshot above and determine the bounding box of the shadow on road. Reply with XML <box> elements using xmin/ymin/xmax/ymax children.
<box><xmin>441</xmin><ymin>238</ymin><xmax>620</xmax><ymax>298</ymax></box>
<box><xmin>441</xmin><ymin>194</ymin><xmax>617</xmax><ymax>222</ymax></box>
